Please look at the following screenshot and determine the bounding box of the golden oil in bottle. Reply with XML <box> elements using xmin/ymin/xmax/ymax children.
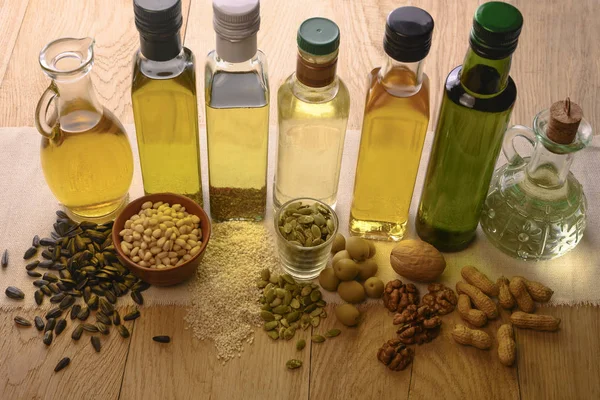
<box><xmin>131</xmin><ymin>0</ymin><xmax>202</xmax><ymax>204</ymax></box>
<box><xmin>205</xmin><ymin>0</ymin><xmax>269</xmax><ymax>221</ymax></box>
<box><xmin>41</xmin><ymin>106</ymin><xmax>134</xmax><ymax>219</ymax></box>
<box><xmin>349</xmin><ymin>7</ymin><xmax>434</xmax><ymax>240</ymax></box>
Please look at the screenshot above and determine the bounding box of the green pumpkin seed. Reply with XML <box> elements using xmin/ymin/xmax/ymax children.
<box><xmin>283</xmin><ymin>327</ymin><xmax>295</xmax><ymax>340</ymax></box>
<box><xmin>267</xmin><ymin>330</ymin><xmax>279</xmax><ymax>340</ymax></box>
<box><xmin>260</xmin><ymin>311</ymin><xmax>275</xmax><ymax>322</ymax></box>
<box><xmin>272</xmin><ymin>305</ymin><xmax>290</xmax><ymax>315</ymax></box>
<box><xmin>310</xmin><ymin>316</ymin><xmax>320</xmax><ymax>327</ymax></box>
<box><xmin>286</xmin><ymin>359</ymin><xmax>302</xmax><ymax>369</ymax></box>
<box><xmin>311</xmin><ymin>334</ymin><xmax>325</xmax><ymax>343</ymax></box>
<box><xmin>296</xmin><ymin>339</ymin><xmax>306</xmax><ymax>351</ymax></box>
<box><xmin>264</xmin><ymin>321</ymin><xmax>278</xmax><ymax>331</ymax></box>
<box><xmin>325</xmin><ymin>329</ymin><xmax>341</xmax><ymax>338</ymax></box>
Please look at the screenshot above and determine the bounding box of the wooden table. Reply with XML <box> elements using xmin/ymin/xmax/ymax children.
<box><xmin>1</xmin><ymin>1</ymin><xmax>598</xmax><ymax>399</ymax></box>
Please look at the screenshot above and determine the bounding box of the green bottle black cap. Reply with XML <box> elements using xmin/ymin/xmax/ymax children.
<box><xmin>383</xmin><ymin>7</ymin><xmax>434</xmax><ymax>63</ymax></box>
<box><xmin>134</xmin><ymin>0</ymin><xmax>183</xmax><ymax>61</ymax></box>
<box><xmin>297</xmin><ymin>18</ymin><xmax>340</xmax><ymax>56</ymax></box>
<box><xmin>470</xmin><ymin>2</ymin><xmax>523</xmax><ymax>59</ymax></box>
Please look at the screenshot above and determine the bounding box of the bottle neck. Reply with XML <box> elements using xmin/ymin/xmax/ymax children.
<box><xmin>139</xmin><ymin>33</ymin><xmax>182</xmax><ymax>62</ymax></box>
<box><xmin>54</xmin><ymin>73</ymin><xmax>103</xmax><ymax>128</ymax></box>
<box><xmin>295</xmin><ymin>49</ymin><xmax>338</xmax><ymax>88</ymax></box>
<box><xmin>460</xmin><ymin>48</ymin><xmax>512</xmax><ymax>95</ymax></box>
<box><xmin>216</xmin><ymin>34</ymin><xmax>257</xmax><ymax>64</ymax></box>
<box><xmin>526</xmin><ymin>143</ymin><xmax>574</xmax><ymax>189</ymax></box>
<box><xmin>378</xmin><ymin>55</ymin><xmax>424</xmax><ymax>97</ymax></box>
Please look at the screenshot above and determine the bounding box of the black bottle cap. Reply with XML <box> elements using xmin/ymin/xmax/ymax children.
<box><xmin>134</xmin><ymin>0</ymin><xmax>183</xmax><ymax>61</ymax></box>
<box><xmin>383</xmin><ymin>7</ymin><xmax>434</xmax><ymax>63</ymax></box>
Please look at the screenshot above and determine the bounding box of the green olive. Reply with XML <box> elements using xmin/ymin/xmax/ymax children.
<box><xmin>333</xmin><ymin>258</ymin><xmax>359</xmax><ymax>281</ymax></box>
<box><xmin>331</xmin><ymin>250</ymin><xmax>350</xmax><ymax>267</ymax></box>
<box><xmin>331</xmin><ymin>233</ymin><xmax>346</xmax><ymax>254</ymax></box>
<box><xmin>364</xmin><ymin>277</ymin><xmax>384</xmax><ymax>298</ymax></box>
<box><xmin>356</xmin><ymin>259</ymin><xmax>378</xmax><ymax>281</ymax></box>
<box><xmin>335</xmin><ymin>303</ymin><xmax>360</xmax><ymax>327</ymax></box>
<box><xmin>318</xmin><ymin>268</ymin><xmax>340</xmax><ymax>292</ymax></box>
<box><xmin>367</xmin><ymin>241</ymin><xmax>376</xmax><ymax>258</ymax></box>
<box><xmin>345</xmin><ymin>237</ymin><xmax>370</xmax><ymax>261</ymax></box>
<box><xmin>337</xmin><ymin>281</ymin><xmax>365</xmax><ymax>304</ymax></box>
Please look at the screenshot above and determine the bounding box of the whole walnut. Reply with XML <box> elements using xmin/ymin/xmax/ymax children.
<box><xmin>377</xmin><ymin>338</ymin><xmax>414</xmax><ymax>371</ymax></box>
<box><xmin>421</xmin><ymin>283</ymin><xmax>457</xmax><ymax>315</ymax></box>
<box><xmin>383</xmin><ymin>280</ymin><xmax>419</xmax><ymax>313</ymax></box>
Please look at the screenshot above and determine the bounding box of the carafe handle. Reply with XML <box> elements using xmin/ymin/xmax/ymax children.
<box><xmin>35</xmin><ymin>84</ymin><xmax>58</xmax><ymax>138</ymax></box>
<box><xmin>502</xmin><ymin>125</ymin><xmax>536</xmax><ymax>167</ymax></box>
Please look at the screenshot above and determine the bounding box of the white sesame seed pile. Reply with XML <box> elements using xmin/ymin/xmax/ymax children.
<box><xmin>184</xmin><ymin>221</ymin><xmax>281</xmax><ymax>362</ymax></box>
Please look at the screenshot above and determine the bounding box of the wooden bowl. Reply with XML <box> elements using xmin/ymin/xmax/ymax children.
<box><xmin>112</xmin><ymin>193</ymin><xmax>211</xmax><ymax>286</ymax></box>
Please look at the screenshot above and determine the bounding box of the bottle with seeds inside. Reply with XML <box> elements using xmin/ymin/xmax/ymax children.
<box><xmin>131</xmin><ymin>0</ymin><xmax>203</xmax><ymax>204</ymax></box>
<box><xmin>206</xmin><ymin>0</ymin><xmax>269</xmax><ymax>221</ymax></box>
<box><xmin>274</xmin><ymin>18</ymin><xmax>350</xmax><ymax>209</ymax></box>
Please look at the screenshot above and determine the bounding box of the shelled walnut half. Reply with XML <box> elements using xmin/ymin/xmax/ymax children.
<box><xmin>393</xmin><ymin>305</ymin><xmax>442</xmax><ymax>345</ymax></box>
<box><xmin>382</xmin><ymin>279</ymin><xmax>419</xmax><ymax>313</ymax></box>
<box><xmin>421</xmin><ymin>283</ymin><xmax>457</xmax><ymax>315</ymax></box>
<box><xmin>377</xmin><ymin>338</ymin><xmax>415</xmax><ymax>371</ymax></box>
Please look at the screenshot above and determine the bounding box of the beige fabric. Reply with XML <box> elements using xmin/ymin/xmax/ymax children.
<box><xmin>0</xmin><ymin>125</ymin><xmax>598</xmax><ymax>309</ymax></box>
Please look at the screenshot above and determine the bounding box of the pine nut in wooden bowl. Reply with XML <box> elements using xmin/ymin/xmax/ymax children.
<box><xmin>112</xmin><ymin>193</ymin><xmax>211</xmax><ymax>286</ymax></box>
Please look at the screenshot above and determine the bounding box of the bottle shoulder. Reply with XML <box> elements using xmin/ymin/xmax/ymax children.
<box><xmin>444</xmin><ymin>65</ymin><xmax>516</xmax><ymax>113</ymax></box>
<box><xmin>133</xmin><ymin>48</ymin><xmax>196</xmax><ymax>88</ymax></box>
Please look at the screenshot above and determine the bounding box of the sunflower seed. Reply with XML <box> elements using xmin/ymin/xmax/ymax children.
<box><xmin>54</xmin><ymin>357</ymin><xmax>70</xmax><ymax>372</ymax></box>
<box><xmin>82</xmin><ymin>323</ymin><xmax>98</xmax><ymax>332</ymax></box>
<box><xmin>50</xmin><ymin>293</ymin><xmax>66</xmax><ymax>303</ymax></box>
<box><xmin>131</xmin><ymin>291</ymin><xmax>143</xmax><ymax>305</ymax></box>
<box><xmin>43</xmin><ymin>331</ymin><xmax>53</xmax><ymax>346</ymax></box>
<box><xmin>117</xmin><ymin>325</ymin><xmax>130</xmax><ymax>338</ymax></box>
<box><xmin>33</xmin><ymin>280</ymin><xmax>49</xmax><ymax>287</ymax></box>
<box><xmin>286</xmin><ymin>359</ymin><xmax>302</xmax><ymax>369</ymax></box>
<box><xmin>55</xmin><ymin>319</ymin><xmax>67</xmax><ymax>335</ymax></box>
<box><xmin>152</xmin><ymin>335</ymin><xmax>170</xmax><ymax>343</ymax></box>
<box><xmin>5</xmin><ymin>286</ymin><xmax>24</xmax><ymax>300</ymax></box>
<box><xmin>27</xmin><ymin>271</ymin><xmax>42</xmax><ymax>277</ymax></box>
<box><xmin>25</xmin><ymin>260</ymin><xmax>40</xmax><ymax>271</ymax></box>
<box><xmin>40</xmin><ymin>285</ymin><xmax>52</xmax><ymax>296</ymax></box>
<box><xmin>87</xmin><ymin>294</ymin><xmax>99</xmax><ymax>310</ymax></box>
<box><xmin>32</xmin><ymin>316</ymin><xmax>44</xmax><ymax>331</ymax></box>
<box><xmin>91</xmin><ymin>336</ymin><xmax>101</xmax><ymax>352</ymax></box>
<box><xmin>96</xmin><ymin>322</ymin><xmax>109</xmax><ymax>335</ymax></box>
<box><xmin>112</xmin><ymin>311</ymin><xmax>121</xmax><ymax>326</ymax></box>
<box><xmin>23</xmin><ymin>247</ymin><xmax>37</xmax><ymax>260</ymax></box>
<box><xmin>46</xmin><ymin>318</ymin><xmax>57</xmax><ymax>332</ymax></box>
<box><xmin>48</xmin><ymin>283</ymin><xmax>60</xmax><ymax>294</ymax></box>
<box><xmin>1</xmin><ymin>250</ymin><xmax>8</xmax><ymax>267</ymax></box>
<box><xmin>46</xmin><ymin>307</ymin><xmax>62</xmax><ymax>320</ymax></box>
<box><xmin>32</xmin><ymin>235</ymin><xmax>40</xmax><ymax>248</ymax></box>
<box><xmin>124</xmin><ymin>309</ymin><xmax>140</xmax><ymax>321</ymax></box>
<box><xmin>14</xmin><ymin>316</ymin><xmax>32</xmax><ymax>327</ymax></box>
<box><xmin>70</xmin><ymin>304</ymin><xmax>81</xmax><ymax>320</ymax></box>
<box><xmin>39</xmin><ymin>238</ymin><xmax>56</xmax><ymax>246</ymax></box>
<box><xmin>96</xmin><ymin>312</ymin><xmax>112</xmax><ymax>326</ymax></box>
<box><xmin>43</xmin><ymin>273</ymin><xmax>59</xmax><ymax>282</ymax></box>
<box><xmin>77</xmin><ymin>306</ymin><xmax>90</xmax><ymax>321</ymax></box>
<box><xmin>34</xmin><ymin>290</ymin><xmax>44</xmax><ymax>305</ymax></box>
<box><xmin>38</xmin><ymin>260</ymin><xmax>54</xmax><ymax>268</ymax></box>
<box><xmin>59</xmin><ymin>295</ymin><xmax>75</xmax><ymax>310</ymax></box>
<box><xmin>71</xmin><ymin>324</ymin><xmax>84</xmax><ymax>340</ymax></box>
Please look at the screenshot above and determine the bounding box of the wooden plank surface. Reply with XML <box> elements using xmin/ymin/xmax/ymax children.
<box><xmin>0</xmin><ymin>0</ymin><xmax>599</xmax><ymax>399</ymax></box>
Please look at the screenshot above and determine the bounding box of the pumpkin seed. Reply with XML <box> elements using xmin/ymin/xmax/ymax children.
<box><xmin>260</xmin><ymin>311</ymin><xmax>275</xmax><ymax>322</ymax></box>
<box><xmin>286</xmin><ymin>359</ymin><xmax>302</xmax><ymax>369</ymax></box>
<box><xmin>325</xmin><ymin>329</ymin><xmax>341</xmax><ymax>338</ymax></box>
<box><xmin>5</xmin><ymin>286</ymin><xmax>24</xmax><ymax>300</ymax></box>
<box><xmin>153</xmin><ymin>335</ymin><xmax>171</xmax><ymax>343</ymax></box>
<box><xmin>296</xmin><ymin>339</ymin><xmax>306</xmax><ymax>351</ymax></box>
<box><xmin>43</xmin><ymin>331</ymin><xmax>53</xmax><ymax>345</ymax></box>
<box><xmin>267</xmin><ymin>330</ymin><xmax>279</xmax><ymax>340</ymax></box>
<box><xmin>310</xmin><ymin>316</ymin><xmax>320</xmax><ymax>327</ymax></box>
<box><xmin>264</xmin><ymin>321</ymin><xmax>278</xmax><ymax>331</ymax></box>
<box><xmin>283</xmin><ymin>327</ymin><xmax>295</xmax><ymax>340</ymax></box>
<box><xmin>72</xmin><ymin>324</ymin><xmax>84</xmax><ymax>340</ymax></box>
<box><xmin>14</xmin><ymin>316</ymin><xmax>32</xmax><ymax>327</ymax></box>
<box><xmin>54</xmin><ymin>357</ymin><xmax>70</xmax><ymax>372</ymax></box>
<box><xmin>91</xmin><ymin>336</ymin><xmax>101</xmax><ymax>352</ymax></box>
<box><xmin>117</xmin><ymin>324</ymin><xmax>130</xmax><ymax>338</ymax></box>
<box><xmin>34</xmin><ymin>316</ymin><xmax>45</xmax><ymax>331</ymax></box>
<box><xmin>55</xmin><ymin>319</ymin><xmax>67</xmax><ymax>335</ymax></box>
<box><xmin>311</xmin><ymin>334</ymin><xmax>325</xmax><ymax>343</ymax></box>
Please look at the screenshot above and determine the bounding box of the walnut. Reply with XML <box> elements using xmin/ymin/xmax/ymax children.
<box><xmin>394</xmin><ymin>305</ymin><xmax>442</xmax><ymax>345</ymax></box>
<box><xmin>397</xmin><ymin>323</ymin><xmax>441</xmax><ymax>345</ymax></box>
<box><xmin>421</xmin><ymin>283</ymin><xmax>457</xmax><ymax>315</ymax></box>
<box><xmin>377</xmin><ymin>338</ymin><xmax>414</xmax><ymax>371</ymax></box>
<box><xmin>383</xmin><ymin>279</ymin><xmax>419</xmax><ymax>313</ymax></box>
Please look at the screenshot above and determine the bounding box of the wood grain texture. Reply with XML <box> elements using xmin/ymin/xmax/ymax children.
<box><xmin>119</xmin><ymin>306</ymin><xmax>310</xmax><ymax>400</ymax></box>
<box><xmin>0</xmin><ymin>308</ymin><xmax>130</xmax><ymax>400</ymax></box>
<box><xmin>517</xmin><ymin>305</ymin><xmax>600</xmax><ymax>400</ymax></box>
<box><xmin>310</xmin><ymin>304</ymin><xmax>411</xmax><ymax>400</ymax></box>
<box><xmin>0</xmin><ymin>0</ymin><xmax>190</xmax><ymax>127</ymax></box>
<box><xmin>0</xmin><ymin>0</ymin><xmax>29</xmax><ymax>85</ymax></box>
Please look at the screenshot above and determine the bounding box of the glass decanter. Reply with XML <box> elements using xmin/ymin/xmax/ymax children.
<box><xmin>480</xmin><ymin>101</ymin><xmax>592</xmax><ymax>261</ymax></box>
<box><xmin>35</xmin><ymin>37</ymin><xmax>134</xmax><ymax>221</ymax></box>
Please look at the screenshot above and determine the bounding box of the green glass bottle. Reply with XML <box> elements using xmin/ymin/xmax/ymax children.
<box><xmin>415</xmin><ymin>2</ymin><xmax>523</xmax><ymax>251</ymax></box>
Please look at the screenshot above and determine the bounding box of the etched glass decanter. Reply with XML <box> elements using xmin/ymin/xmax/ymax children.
<box><xmin>480</xmin><ymin>99</ymin><xmax>592</xmax><ymax>261</ymax></box>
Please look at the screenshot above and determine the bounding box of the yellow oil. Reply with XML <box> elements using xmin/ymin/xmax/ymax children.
<box><xmin>205</xmin><ymin>105</ymin><xmax>269</xmax><ymax>220</ymax></box>
<box><xmin>131</xmin><ymin>58</ymin><xmax>202</xmax><ymax>204</ymax></box>
<box><xmin>350</xmin><ymin>67</ymin><xmax>430</xmax><ymax>240</ymax></box>
<box><xmin>40</xmin><ymin>108</ymin><xmax>133</xmax><ymax>219</ymax></box>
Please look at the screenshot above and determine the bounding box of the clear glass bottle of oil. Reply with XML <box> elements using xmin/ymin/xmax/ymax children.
<box><xmin>349</xmin><ymin>7</ymin><xmax>434</xmax><ymax>240</ymax></box>
<box><xmin>274</xmin><ymin>18</ymin><xmax>350</xmax><ymax>209</ymax></box>
<box><xmin>131</xmin><ymin>0</ymin><xmax>202</xmax><ymax>204</ymax></box>
<box><xmin>205</xmin><ymin>0</ymin><xmax>269</xmax><ymax>221</ymax></box>
<box><xmin>35</xmin><ymin>37</ymin><xmax>133</xmax><ymax>220</ymax></box>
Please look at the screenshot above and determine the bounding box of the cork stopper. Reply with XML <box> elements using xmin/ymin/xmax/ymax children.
<box><xmin>546</xmin><ymin>97</ymin><xmax>582</xmax><ymax>144</ymax></box>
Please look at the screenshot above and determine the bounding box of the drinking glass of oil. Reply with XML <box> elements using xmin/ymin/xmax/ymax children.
<box><xmin>35</xmin><ymin>37</ymin><xmax>134</xmax><ymax>220</ymax></box>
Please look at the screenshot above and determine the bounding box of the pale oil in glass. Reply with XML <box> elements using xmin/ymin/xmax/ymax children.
<box><xmin>350</xmin><ymin>65</ymin><xmax>429</xmax><ymax>240</ymax></box>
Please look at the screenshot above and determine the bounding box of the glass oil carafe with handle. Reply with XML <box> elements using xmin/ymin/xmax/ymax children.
<box><xmin>480</xmin><ymin>98</ymin><xmax>592</xmax><ymax>260</ymax></box>
<box><xmin>35</xmin><ymin>37</ymin><xmax>134</xmax><ymax>220</ymax></box>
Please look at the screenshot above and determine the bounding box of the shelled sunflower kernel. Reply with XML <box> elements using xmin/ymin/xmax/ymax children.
<box><xmin>119</xmin><ymin>201</ymin><xmax>202</xmax><ymax>269</ymax></box>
